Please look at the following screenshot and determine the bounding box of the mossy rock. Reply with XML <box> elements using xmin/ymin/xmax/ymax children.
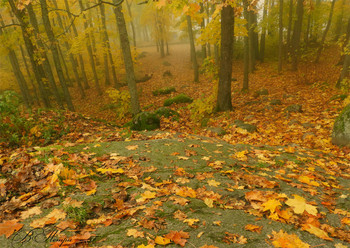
<box><xmin>163</xmin><ymin>70</ymin><xmax>172</xmax><ymax>77</ymax></box>
<box><xmin>234</xmin><ymin>120</ymin><xmax>258</xmax><ymax>133</ymax></box>
<box><xmin>152</xmin><ymin>87</ymin><xmax>176</xmax><ymax>96</ymax></box>
<box><xmin>208</xmin><ymin>127</ymin><xmax>226</xmax><ymax>136</ymax></box>
<box><xmin>330</xmin><ymin>94</ymin><xmax>348</xmax><ymax>101</ymax></box>
<box><xmin>164</xmin><ymin>94</ymin><xmax>193</xmax><ymax>106</ymax></box>
<box><xmin>332</xmin><ymin>104</ymin><xmax>350</xmax><ymax>146</ymax></box>
<box><xmin>162</xmin><ymin>61</ymin><xmax>171</xmax><ymax>66</ymax></box>
<box><xmin>285</xmin><ymin>104</ymin><xmax>303</xmax><ymax>113</ymax></box>
<box><xmin>131</xmin><ymin>112</ymin><xmax>160</xmax><ymax>131</ymax></box>
<box><xmin>154</xmin><ymin>107</ymin><xmax>179</xmax><ymax>119</ymax></box>
<box><xmin>254</xmin><ymin>89</ymin><xmax>269</xmax><ymax>96</ymax></box>
<box><xmin>270</xmin><ymin>99</ymin><xmax>282</xmax><ymax>105</ymax></box>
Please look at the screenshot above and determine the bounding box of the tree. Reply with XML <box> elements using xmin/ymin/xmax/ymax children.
<box><xmin>216</xmin><ymin>2</ymin><xmax>234</xmax><ymax>112</ymax></box>
<box><xmin>315</xmin><ymin>0</ymin><xmax>336</xmax><ymax>63</ymax></box>
<box><xmin>260</xmin><ymin>0</ymin><xmax>268</xmax><ymax>62</ymax></box>
<box><xmin>278</xmin><ymin>0</ymin><xmax>283</xmax><ymax>73</ymax></box>
<box><xmin>336</xmin><ymin>41</ymin><xmax>350</xmax><ymax>88</ymax></box>
<box><xmin>291</xmin><ymin>0</ymin><xmax>304</xmax><ymax>71</ymax></box>
<box><xmin>113</xmin><ymin>1</ymin><xmax>141</xmax><ymax>115</ymax></box>
<box><xmin>186</xmin><ymin>15</ymin><xmax>199</xmax><ymax>83</ymax></box>
<box><xmin>242</xmin><ymin>0</ymin><xmax>249</xmax><ymax>91</ymax></box>
<box><xmin>40</xmin><ymin>0</ymin><xmax>75</xmax><ymax>111</ymax></box>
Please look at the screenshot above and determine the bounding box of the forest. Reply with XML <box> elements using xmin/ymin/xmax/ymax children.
<box><xmin>0</xmin><ymin>0</ymin><xmax>350</xmax><ymax>247</ymax></box>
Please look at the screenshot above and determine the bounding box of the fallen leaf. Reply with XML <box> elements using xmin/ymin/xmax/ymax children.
<box><xmin>245</xmin><ymin>224</ymin><xmax>262</xmax><ymax>233</ymax></box>
<box><xmin>262</xmin><ymin>199</ymin><xmax>282</xmax><ymax>214</ymax></box>
<box><xmin>20</xmin><ymin>206</ymin><xmax>42</xmax><ymax>220</ymax></box>
<box><xmin>271</xmin><ymin>230</ymin><xmax>310</xmax><ymax>248</ymax></box>
<box><xmin>0</xmin><ymin>219</ymin><xmax>23</xmax><ymax>238</ymax></box>
<box><xmin>126</xmin><ymin>145</ymin><xmax>138</xmax><ymax>150</ymax></box>
<box><xmin>127</xmin><ymin>228</ymin><xmax>145</xmax><ymax>238</ymax></box>
<box><xmin>301</xmin><ymin>224</ymin><xmax>333</xmax><ymax>241</ymax></box>
<box><xmin>285</xmin><ymin>195</ymin><xmax>318</xmax><ymax>216</ymax></box>
<box><xmin>155</xmin><ymin>236</ymin><xmax>171</xmax><ymax>245</ymax></box>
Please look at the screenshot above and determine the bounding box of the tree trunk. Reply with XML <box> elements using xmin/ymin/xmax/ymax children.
<box><xmin>26</xmin><ymin>4</ymin><xmax>64</xmax><ymax>108</ymax></box>
<box><xmin>64</xmin><ymin>0</ymin><xmax>90</xmax><ymax>90</ymax></box>
<box><xmin>113</xmin><ymin>3</ymin><xmax>141</xmax><ymax>115</ymax></box>
<box><xmin>248</xmin><ymin>10</ymin><xmax>255</xmax><ymax>72</ymax></box>
<box><xmin>243</xmin><ymin>0</ymin><xmax>249</xmax><ymax>91</ymax></box>
<box><xmin>315</xmin><ymin>0</ymin><xmax>336</xmax><ymax>63</ymax></box>
<box><xmin>40</xmin><ymin>0</ymin><xmax>75</xmax><ymax>111</ymax></box>
<box><xmin>291</xmin><ymin>0</ymin><xmax>304</xmax><ymax>71</ymax></box>
<box><xmin>260</xmin><ymin>0</ymin><xmax>268</xmax><ymax>62</ymax></box>
<box><xmin>216</xmin><ymin>3</ymin><xmax>234</xmax><ymax>112</ymax></box>
<box><xmin>305</xmin><ymin>13</ymin><xmax>311</xmax><ymax>48</ymax></box>
<box><xmin>200</xmin><ymin>3</ymin><xmax>207</xmax><ymax>59</ymax></box>
<box><xmin>126</xmin><ymin>0</ymin><xmax>137</xmax><ymax>48</ymax></box>
<box><xmin>286</xmin><ymin>0</ymin><xmax>293</xmax><ymax>58</ymax></box>
<box><xmin>78</xmin><ymin>0</ymin><xmax>102</xmax><ymax>95</ymax></box>
<box><xmin>8</xmin><ymin>0</ymin><xmax>51</xmax><ymax>108</ymax></box>
<box><xmin>186</xmin><ymin>15</ymin><xmax>199</xmax><ymax>82</ymax></box>
<box><xmin>336</xmin><ymin>42</ymin><xmax>350</xmax><ymax>88</ymax></box>
<box><xmin>278</xmin><ymin>0</ymin><xmax>283</xmax><ymax>73</ymax></box>
<box><xmin>52</xmin><ymin>0</ymin><xmax>85</xmax><ymax>98</ymax></box>
<box><xmin>334</xmin><ymin>0</ymin><xmax>345</xmax><ymax>41</ymax></box>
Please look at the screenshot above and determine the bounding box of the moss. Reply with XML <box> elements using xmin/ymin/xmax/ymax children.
<box><xmin>164</xmin><ymin>94</ymin><xmax>193</xmax><ymax>106</ymax></box>
<box><xmin>131</xmin><ymin>112</ymin><xmax>160</xmax><ymax>131</ymax></box>
<box><xmin>152</xmin><ymin>87</ymin><xmax>176</xmax><ymax>96</ymax></box>
<box><xmin>154</xmin><ymin>107</ymin><xmax>179</xmax><ymax>119</ymax></box>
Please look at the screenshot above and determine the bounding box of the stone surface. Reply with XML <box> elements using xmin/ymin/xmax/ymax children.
<box><xmin>234</xmin><ymin>120</ymin><xmax>257</xmax><ymax>133</ymax></box>
<box><xmin>208</xmin><ymin>127</ymin><xmax>226</xmax><ymax>136</ymax></box>
<box><xmin>332</xmin><ymin>104</ymin><xmax>350</xmax><ymax>146</ymax></box>
<box><xmin>286</xmin><ymin>104</ymin><xmax>303</xmax><ymax>113</ymax></box>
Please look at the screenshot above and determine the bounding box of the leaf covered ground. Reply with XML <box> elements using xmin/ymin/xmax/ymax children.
<box><xmin>1</xmin><ymin>44</ymin><xmax>350</xmax><ymax>247</ymax></box>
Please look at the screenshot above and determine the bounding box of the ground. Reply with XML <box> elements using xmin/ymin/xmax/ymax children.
<box><xmin>0</xmin><ymin>44</ymin><xmax>350</xmax><ymax>247</ymax></box>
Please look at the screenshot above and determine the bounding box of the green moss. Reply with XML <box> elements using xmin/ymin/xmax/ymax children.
<box><xmin>131</xmin><ymin>112</ymin><xmax>160</xmax><ymax>131</ymax></box>
<box><xmin>164</xmin><ymin>94</ymin><xmax>193</xmax><ymax>106</ymax></box>
<box><xmin>152</xmin><ymin>87</ymin><xmax>176</xmax><ymax>96</ymax></box>
<box><xmin>154</xmin><ymin>107</ymin><xmax>179</xmax><ymax>119</ymax></box>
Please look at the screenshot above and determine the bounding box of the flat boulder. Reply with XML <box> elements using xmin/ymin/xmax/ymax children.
<box><xmin>131</xmin><ymin>112</ymin><xmax>160</xmax><ymax>131</ymax></box>
<box><xmin>332</xmin><ymin>104</ymin><xmax>350</xmax><ymax>146</ymax></box>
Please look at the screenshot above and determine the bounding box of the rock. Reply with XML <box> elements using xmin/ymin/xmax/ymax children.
<box><xmin>234</xmin><ymin>120</ymin><xmax>257</xmax><ymax>133</ymax></box>
<box><xmin>208</xmin><ymin>127</ymin><xmax>226</xmax><ymax>136</ymax></box>
<box><xmin>254</xmin><ymin>89</ymin><xmax>269</xmax><ymax>97</ymax></box>
<box><xmin>301</xmin><ymin>122</ymin><xmax>314</xmax><ymax>129</ymax></box>
<box><xmin>163</xmin><ymin>70</ymin><xmax>172</xmax><ymax>77</ymax></box>
<box><xmin>288</xmin><ymin>119</ymin><xmax>301</xmax><ymax>126</ymax></box>
<box><xmin>164</xmin><ymin>94</ymin><xmax>193</xmax><ymax>106</ymax></box>
<box><xmin>286</xmin><ymin>104</ymin><xmax>302</xmax><ymax>113</ymax></box>
<box><xmin>332</xmin><ymin>104</ymin><xmax>350</xmax><ymax>146</ymax></box>
<box><xmin>154</xmin><ymin>107</ymin><xmax>179</xmax><ymax>118</ymax></box>
<box><xmin>270</xmin><ymin>99</ymin><xmax>282</xmax><ymax>105</ymax></box>
<box><xmin>231</xmin><ymin>78</ymin><xmax>237</xmax><ymax>82</ymax></box>
<box><xmin>131</xmin><ymin>112</ymin><xmax>160</xmax><ymax>131</ymax></box>
<box><xmin>163</xmin><ymin>61</ymin><xmax>171</xmax><ymax>66</ymax></box>
<box><xmin>245</xmin><ymin>101</ymin><xmax>261</xmax><ymax>106</ymax></box>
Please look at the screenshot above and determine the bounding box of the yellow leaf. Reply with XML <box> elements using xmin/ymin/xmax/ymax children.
<box><xmin>197</xmin><ymin>231</ymin><xmax>204</xmax><ymax>238</ymax></box>
<box><xmin>271</xmin><ymin>230</ymin><xmax>310</xmax><ymax>248</ymax></box>
<box><xmin>155</xmin><ymin>236</ymin><xmax>171</xmax><ymax>245</ymax></box>
<box><xmin>127</xmin><ymin>228</ymin><xmax>144</xmax><ymax>238</ymax></box>
<box><xmin>86</xmin><ymin>189</ymin><xmax>96</xmax><ymax>196</ymax></box>
<box><xmin>298</xmin><ymin>176</ymin><xmax>319</xmax><ymax>187</ymax></box>
<box><xmin>137</xmin><ymin>245</ymin><xmax>155</xmax><ymax>248</ymax></box>
<box><xmin>233</xmin><ymin>150</ymin><xmax>248</xmax><ymax>161</ymax></box>
<box><xmin>301</xmin><ymin>224</ymin><xmax>333</xmax><ymax>241</ymax></box>
<box><xmin>213</xmin><ymin>221</ymin><xmax>221</xmax><ymax>226</ymax></box>
<box><xmin>156</xmin><ymin>0</ymin><xmax>166</xmax><ymax>9</ymax></box>
<box><xmin>204</xmin><ymin>198</ymin><xmax>214</xmax><ymax>208</ymax></box>
<box><xmin>262</xmin><ymin>199</ymin><xmax>282</xmax><ymax>213</ymax></box>
<box><xmin>207</xmin><ymin>180</ymin><xmax>221</xmax><ymax>187</ymax></box>
<box><xmin>183</xmin><ymin>218</ymin><xmax>199</xmax><ymax>227</ymax></box>
<box><xmin>285</xmin><ymin>195</ymin><xmax>318</xmax><ymax>216</ymax></box>
<box><xmin>96</xmin><ymin>168</ymin><xmax>124</xmax><ymax>174</ymax></box>
<box><xmin>126</xmin><ymin>145</ymin><xmax>138</xmax><ymax>150</ymax></box>
<box><xmin>20</xmin><ymin>206</ymin><xmax>42</xmax><ymax>220</ymax></box>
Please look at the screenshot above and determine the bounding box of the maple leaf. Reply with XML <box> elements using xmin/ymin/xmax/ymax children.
<box><xmin>30</xmin><ymin>208</ymin><xmax>66</xmax><ymax>228</ymax></box>
<box><xmin>262</xmin><ymin>199</ymin><xmax>282</xmax><ymax>213</ymax></box>
<box><xmin>127</xmin><ymin>228</ymin><xmax>145</xmax><ymax>238</ymax></box>
<box><xmin>126</xmin><ymin>145</ymin><xmax>138</xmax><ymax>150</ymax></box>
<box><xmin>298</xmin><ymin>175</ymin><xmax>319</xmax><ymax>186</ymax></box>
<box><xmin>174</xmin><ymin>210</ymin><xmax>187</xmax><ymax>220</ymax></box>
<box><xmin>301</xmin><ymin>224</ymin><xmax>333</xmax><ymax>241</ymax></box>
<box><xmin>137</xmin><ymin>245</ymin><xmax>155</xmax><ymax>248</ymax></box>
<box><xmin>207</xmin><ymin>179</ymin><xmax>221</xmax><ymax>187</ymax></box>
<box><xmin>155</xmin><ymin>236</ymin><xmax>171</xmax><ymax>245</ymax></box>
<box><xmin>183</xmin><ymin>218</ymin><xmax>199</xmax><ymax>227</ymax></box>
<box><xmin>271</xmin><ymin>230</ymin><xmax>310</xmax><ymax>248</ymax></box>
<box><xmin>204</xmin><ymin>198</ymin><xmax>214</xmax><ymax>208</ymax></box>
<box><xmin>96</xmin><ymin>168</ymin><xmax>124</xmax><ymax>174</ymax></box>
<box><xmin>285</xmin><ymin>195</ymin><xmax>318</xmax><ymax>216</ymax></box>
<box><xmin>0</xmin><ymin>219</ymin><xmax>23</xmax><ymax>238</ymax></box>
<box><xmin>200</xmin><ymin>246</ymin><xmax>219</xmax><ymax>248</ymax></box>
<box><xmin>245</xmin><ymin>224</ymin><xmax>262</xmax><ymax>233</ymax></box>
<box><xmin>233</xmin><ymin>150</ymin><xmax>248</xmax><ymax>161</ymax></box>
<box><xmin>20</xmin><ymin>206</ymin><xmax>42</xmax><ymax>220</ymax></box>
<box><xmin>165</xmin><ymin>231</ymin><xmax>189</xmax><ymax>247</ymax></box>
<box><xmin>176</xmin><ymin>187</ymin><xmax>197</xmax><ymax>198</ymax></box>
<box><xmin>137</xmin><ymin>191</ymin><xmax>157</xmax><ymax>202</ymax></box>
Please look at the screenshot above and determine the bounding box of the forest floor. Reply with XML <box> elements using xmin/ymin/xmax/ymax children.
<box><xmin>1</xmin><ymin>44</ymin><xmax>350</xmax><ymax>247</ymax></box>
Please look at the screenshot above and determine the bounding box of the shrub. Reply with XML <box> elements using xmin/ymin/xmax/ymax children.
<box><xmin>188</xmin><ymin>93</ymin><xmax>215</xmax><ymax>122</ymax></box>
<box><xmin>0</xmin><ymin>90</ymin><xmax>68</xmax><ymax>147</ymax></box>
<box><xmin>106</xmin><ymin>88</ymin><xmax>131</xmax><ymax>120</ymax></box>
<box><xmin>152</xmin><ymin>87</ymin><xmax>176</xmax><ymax>96</ymax></box>
<box><xmin>200</xmin><ymin>57</ymin><xmax>219</xmax><ymax>79</ymax></box>
<box><xmin>164</xmin><ymin>94</ymin><xmax>193</xmax><ymax>106</ymax></box>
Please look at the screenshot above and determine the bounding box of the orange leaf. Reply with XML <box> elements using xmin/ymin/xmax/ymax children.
<box><xmin>0</xmin><ymin>219</ymin><xmax>23</xmax><ymax>238</ymax></box>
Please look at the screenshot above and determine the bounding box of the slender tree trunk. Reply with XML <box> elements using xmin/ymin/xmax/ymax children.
<box><xmin>278</xmin><ymin>0</ymin><xmax>283</xmax><ymax>73</ymax></box>
<box><xmin>126</xmin><ymin>0</ymin><xmax>137</xmax><ymax>47</ymax></box>
<box><xmin>26</xmin><ymin>4</ymin><xmax>64</xmax><ymax>108</ymax></box>
<box><xmin>315</xmin><ymin>0</ymin><xmax>336</xmax><ymax>63</ymax></box>
<box><xmin>286</xmin><ymin>0</ymin><xmax>293</xmax><ymax>58</ymax></box>
<box><xmin>166</xmin><ymin>41</ymin><xmax>170</xmax><ymax>55</ymax></box>
<box><xmin>186</xmin><ymin>15</ymin><xmax>199</xmax><ymax>82</ymax></box>
<box><xmin>248</xmin><ymin>10</ymin><xmax>255</xmax><ymax>72</ymax></box>
<box><xmin>99</xmin><ymin>2</ymin><xmax>111</xmax><ymax>87</ymax></box>
<box><xmin>64</xmin><ymin>0</ymin><xmax>90</xmax><ymax>90</ymax></box>
<box><xmin>334</xmin><ymin>0</ymin><xmax>345</xmax><ymax>41</ymax></box>
<box><xmin>113</xmin><ymin>3</ymin><xmax>140</xmax><ymax>115</ymax></box>
<box><xmin>291</xmin><ymin>0</ymin><xmax>304</xmax><ymax>71</ymax></box>
<box><xmin>305</xmin><ymin>13</ymin><xmax>311</xmax><ymax>48</ymax></box>
<box><xmin>200</xmin><ymin>3</ymin><xmax>207</xmax><ymax>59</ymax></box>
<box><xmin>78</xmin><ymin>0</ymin><xmax>102</xmax><ymax>95</ymax></box>
<box><xmin>8</xmin><ymin>0</ymin><xmax>51</xmax><ymax>108</ymax></box>
<box><xmin>52</xmin><ymin>0</ymin><xmax>85</xmax><ymax>98</ymax></box>
<box><xmin>336</xmin><ymin>42</ymin><xmax>350</xmax><ymax>88</ymax></box>
<box><xmin>260</xmin><ymin>0</ymin><xmax>268</xmax><ymax>62</ymax></box>
<box><xmin>337</xmin><ymin>18</ymin><xmax>350</xmax><ymax>65</ymax></box>
<box><xmin>252</xmin><ymin>13</ymin><xmax>260</xmax><ymax>61</ymax></box>
<box><xmin>216</xmin><ymin>3</ymin><xmax>234</xmax><ymax>112</ymax></box>
<box><xmin>243</xmin><ymin>0</ymin><xmax>249</xmax><ymax>91</ymax></box>
<box><xmin>40</xmin><ymin>0</ymin><xmax>75</xmax><ymax>111</ymax></box>
<box><xmin>314</xmin><ymin>0</ymin><xmax>322</xmax><ymax>41</ymax></box>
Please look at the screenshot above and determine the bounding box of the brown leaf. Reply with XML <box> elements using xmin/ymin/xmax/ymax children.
<box><xmin>0</xmin><ymin>219</ymin><xmax>23</xmax><ymax>238</ymax></box>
